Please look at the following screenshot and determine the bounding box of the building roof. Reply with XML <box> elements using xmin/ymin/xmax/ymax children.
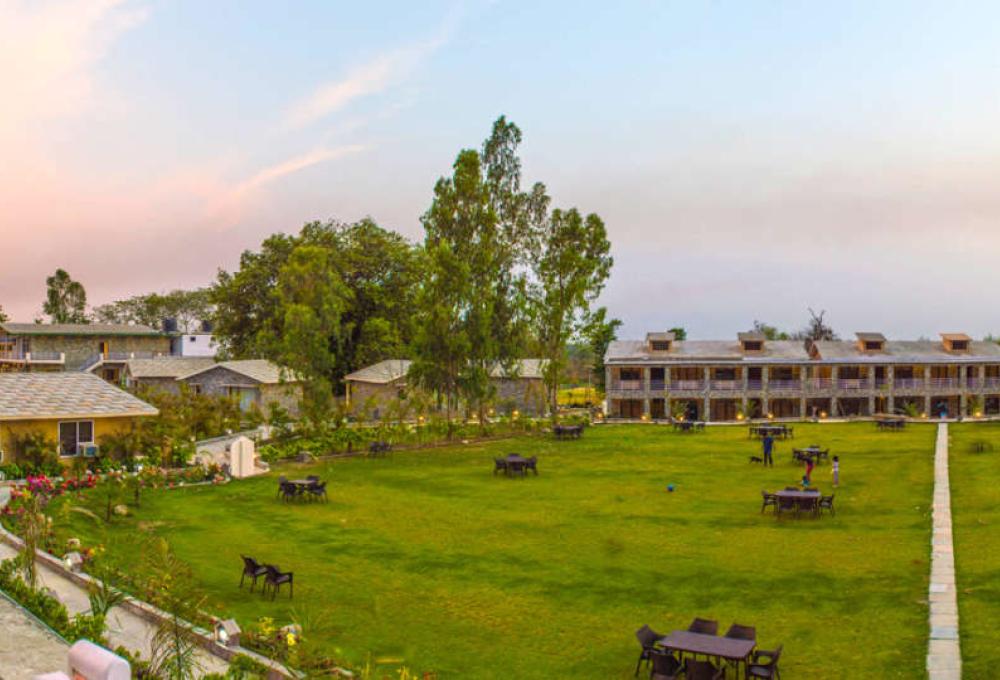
<box><xmin>855</xmin><ymin>332</ymin><xmax>887</xmax><ymax>343</ymax></box>
<box><xmin>344</xmin><ymin>358</ymin><xmax>546</xmax><ymax>384</ymax></box>
<box><xmin>0</xmin><ymin>373</ymin><xmax>158</xmax><ymax>421</ymax></box>
<box><xmin>606</xmin><ymin>340</ymin><xmax>810</xmax><ymax>364</ymax></box>
<box><xmin>0</xmin><ymin>322</ymin><xmax>162</xmax><ymax>337</ymax></box>
<box><xmin>737</xmin><ymin>331</ymin><xmax>766</xmax><ymax>342</ymax></box>
<box><xmin>177</xmin><ymin>359</ymin><xmax>299</xmax><ymax>384</ymax></box>
<box><xmin>646</xmin><ymin>331</ymin><xmax>676</xmax><ymax>342</ymax></box>
<box><xmin>941</xmin><ymin>333</ymin><xmax>972</xmax><ymax>342</ymax></box>
<box><xmin>125</xmin><ymin>357</ymin><xmax>218</xmax><ymax>379</ymax></box>
<box><xmin>810</xmin><ymin>340</ymin><xmax>1000</xmax><ymax>363</ymax></box>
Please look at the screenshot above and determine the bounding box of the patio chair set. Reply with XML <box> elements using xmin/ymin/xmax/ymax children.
<box><xmin>493</xmin><ymin>453</ymin><xmax>538</xmax><ymax>477</ymax></box>
<box><xmin>761</xmin><ymin>489</ymin><xmax>834</xmax><ymax>518</ymax></box>
<box><xmin>748</xmin><ymin>424</ymin><xmax>793</xmax><ymax>440</ymax></box>
<box><xmin>791</xmin><ymin>446</ymin><xmax>829</xmax><ymax>465</ymax></box>
<box><xmin>368</xmin><ymin>441</ymin><xmax>392</xmax><ymax>457</ymax></box>
<box><xmin>239</xmin><ymin>555</ymin><xmax>294</xmax><ymax>600</ymax></box>
<box><xmin>553</xmin><ymin>424</ymin><xmax>584</xmax><ymax>439</ymax></box>
<box><xmin>636</xmin><ymin>618</ymin><xmax>782</xmax><ymax>679</ymax></box>
<box><xmin>876</xmin><ymin>418</ymin><xmax>906</xmax><ymax>431</ymax></box>
<box><xmin>276</xmin><ymin>475</ymin><xmax>328</xmax><ymax>503</ymax></box>
<box><xmin>672</xmin><ymin>420</ymin><xmax>707</xmax><ymax>433</ymax></box>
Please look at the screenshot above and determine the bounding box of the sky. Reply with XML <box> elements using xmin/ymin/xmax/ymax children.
<box><xmin>4</xmin><ymin>1</ymin><xmax>1000</xmax><ymax>340</ymax></box>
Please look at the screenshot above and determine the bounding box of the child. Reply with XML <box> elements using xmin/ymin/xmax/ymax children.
<box><xmin>832</xmin><ymin>456</ymin><xmax>840</xmax><ymax>487</ymax></box>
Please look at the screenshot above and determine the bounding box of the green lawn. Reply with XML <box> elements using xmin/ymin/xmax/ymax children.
<box><xmin>948</xmin><ymin>422</ymin><xmax>1000</xmax><ymax>679</ymax></box>
<box><xmin>53</xmin><ymin>423</ymin><xmax>935</xmax><ymax>678</ymax></box>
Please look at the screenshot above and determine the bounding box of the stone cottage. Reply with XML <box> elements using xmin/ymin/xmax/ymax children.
<box><xmin>176</xmin><ymin>359</ymin><xmax>303</xmax><ymax>416</ymax></box>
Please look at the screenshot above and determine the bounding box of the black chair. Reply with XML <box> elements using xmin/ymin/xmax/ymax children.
<box><xmin>279</xmin><ymin>482</ymin><xmax>300</xmax><ymax>503</ymax></box>
<box><xmin>634</xmin><ymin>624</ymin><xmax>663</xmax><ymax>676</ymax></box>
<box><xmin>239</xmin><ymin>555</ymin><xmax>268</xmax><ymax>592</ymax></box>
<box><xmin>306</xmin><ymin>475</ymin><xmax>320</xmax><ymax>482</ymax></box>
<box><xmin>493</xmin><ymin>458</ymin><xmax>508</xmax><ymax>476</ymax></box>
<box><xmin>525</xmin><ymin>456</ymin><xmax>538</xmax><ymax>476</ymax></box>
<box><xmin>818</xmin><ymin>495</ymin><xmax>835</xmax><ymax>516</ymax></box>
<box><xmin>276</xmin><ymin>476</ymin><xmax>288</xmax><ymax>499</ymax></box>
<box><xmin>760</xmin><ymin>491</ymin><xmax>777</xmax><ymax>514</ymax></box>
<box><xmin>262</xmin><ymin>564</ymin><xmax>294</xmax><ymax>600</ymax></box>
<box><xmin>748</xmin><ymin>645</ymin><xmax>782</xmax><ymax>679</ymax></box>
<box><xmin>649</xmin><ymin>649</ymin><xmax>683</xmax><ymax>680</ymax></box>
<box><xmin>724</xmin><ymin>623</ymin><xmax>756</xmax><ymax>641</ymax></box>
<box><xmin>684</xmin><ymin>659</ymin><xmax>725</xmax><ymax>680</ymax></box>
<box><xmin>307</xmin><ymin>481</ymin><xmax>328</xmax><ymax>502</ymax></box>
<box><xmin>688</xmin><ymin>618</ymin><xmax>718</xmax><ymax>635</ymax></box>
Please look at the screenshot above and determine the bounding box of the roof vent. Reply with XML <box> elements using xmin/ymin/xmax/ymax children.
<box><xmin>646</xmin><ymin>331</ymin><xmax>675</xmax><ymax>352</ymax></box>
<box><xmin>855</xmin><ymin>332</ymin><xmax>886</xmax><ymax>353</ymax></box>
<box><xmin>941</xmin><ymin>333</ymin><xmax>971</xmax><ymax>353</ymax></box>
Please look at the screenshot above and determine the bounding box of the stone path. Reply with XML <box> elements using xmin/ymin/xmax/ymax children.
<box><xmin>928</xmin><ymin>423</ymin><xmax>961</xmax><ymax>680</ymax></box>
<box><xmin>0</xmin><ymin>593</ymin><xmax>70</xmax><ymax>680</ymax></box>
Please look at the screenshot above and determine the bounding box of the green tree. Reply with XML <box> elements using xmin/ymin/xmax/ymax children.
<box><xmin>752</xmin><ymin>320</ymin><xmax>790</xmax><ymax>341</ymax></box>
<box><xmin>667</xmin><ymin>327</ymin><xmax>687</xmax><ymax>341</ymax></box>
<box><xmin>93</xmin><ymin>289</ymin><xmax>212</xmax><ymax>332</ymax></box>
<box><xmin>530</xmin><ymin>208</ymin><xmax>612</xmax><ymax>418</ymax></box>
<box><xmin>265</xmin><ymin>245</ymin><xmax>349</xmax><ymax>427</ymax></box>
<box><xmin>43</xmin><ymin>269</ymin><xmax>89</xmax><ymax>323</ymax></box>
<box><xmin>211</xmin><ymin>220</ymin><xmax>422</xmax><ymax>389</ymax></box>
<box><xmin>0</xmin><ymin>303</ymin><xmax>7</xmax><ymax>322</ymax></box>
<box><xmin>411</xmin><ymin>117</ymin><xmax>536</xmax><ymax>426</ymax></box>
<box><xmin>582</xmin><ymin>307</ymin><xmax>621</xmax><ymax>390</ymax></box>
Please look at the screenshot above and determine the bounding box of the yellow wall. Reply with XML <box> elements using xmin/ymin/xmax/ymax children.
<box><xmin>0</xmin><ymin>416</ymin><xmax>144</xmax><ymax>465</ymax></box>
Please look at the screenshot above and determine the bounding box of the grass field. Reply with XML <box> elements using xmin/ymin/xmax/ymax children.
<box><xmin>948</xmin><ymin>422</ymin><xmax>1000</xmax><ymax>680</ymax></box>
<box><xmin>52</xmin><ymin>423</ymin><xmax>936</xmax><ymax>678</ymax></box>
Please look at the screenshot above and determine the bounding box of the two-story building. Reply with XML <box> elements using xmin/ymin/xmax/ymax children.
<box><xmin>605</xmin><ymin>331</ymin><xmax>1000</xmax><ymax>421</ymax></box>
<box><xmin>0</xmin><ymin>322</ymin><xmax>171</xmax><ymax>381</ymax></box>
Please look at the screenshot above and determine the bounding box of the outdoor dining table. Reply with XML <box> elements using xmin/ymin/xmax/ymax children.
<box><xmin>775</xmin><ymin>489</ymin><xmax>821</xmax><ymax>515</ymax></box>
<box><xmin>793</xmin><ymin>447</ymin><xmax>828</xmax><ymax>463</ymax></box>
<box><xmin>504</xmin><ymin>454</ymin><xmax>528</xmax><ymax>476</ymax></box>
<box><xmin>658</xmin><ymin>630</ymin><xmax>756</xmax><ymax>678</ymax></box>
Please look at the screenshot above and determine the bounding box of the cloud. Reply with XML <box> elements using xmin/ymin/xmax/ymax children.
<box><xmin>281</xmin><ymin>7</ymin><xmax>460</xmax><ymax>130</ymax></box>
<box><xmin>206</xmin><ymin>144</ymin><xmax>367</xmax><ymax>229</ymax></box>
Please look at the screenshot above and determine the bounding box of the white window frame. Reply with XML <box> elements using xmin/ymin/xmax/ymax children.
<box><xmin>58</xmin><ymin>420</ymin><xmax>95</xmax><ymax>457</ymax></box>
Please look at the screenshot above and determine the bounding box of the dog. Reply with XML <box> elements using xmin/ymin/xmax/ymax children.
<box><xmin>749</xmin><ymin>455</ymin><xmax>763</xmax><ymax>464</ymax></box>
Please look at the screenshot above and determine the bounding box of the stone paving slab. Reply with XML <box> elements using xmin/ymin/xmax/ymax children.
<box><xmin>927</xmin><ymin>423</ymin><xmax>962</xmax><ymax>678</ymax></box>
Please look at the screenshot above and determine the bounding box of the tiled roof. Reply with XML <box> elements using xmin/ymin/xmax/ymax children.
<box><xmin>0</xmin><ymin>373</ymin><xmax>158</xmax><ymax>421</ymax></box>
<box><xmin>126</xmin><ymin>357</ymin><xmax>218</xmax><ymax>379</ymax></box>
<box><xmin>177</xmin><ymin>359</ymin><xmax>299</xmax><ymax>384</ymax></box>
<box><xmin>0</xmin><ymin>322</ymin><xmax>162</xmax><ymax>337</ymax></box>
<box><xmin>606</xmin><ymin>340</ymin><xmax>810</xmax><ymax>363</ymax></box>
<box><xmin>344</xmin><ymin>358</ymin><xmax>546</xmax><ymax>384</ymax></box>
<box><xmin>855</xmin><ymin>332</ymin><xmax>887</xmax><ymax>342</ymax></box>
<box><xmin>811</xmin><ymin>340</ymin><xmax>1000</xmax><ymax>362</ymax></box>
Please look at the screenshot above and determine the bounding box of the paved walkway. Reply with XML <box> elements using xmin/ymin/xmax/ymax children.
<box><xmin>928</xmin><ymin>423</ymin><xmax>961</xmax><ymax>680</ymax></box>
<box><xmin>0</xmin><ymin>593</ymin><xmax>70</xmax><ymax>680</ymax></box>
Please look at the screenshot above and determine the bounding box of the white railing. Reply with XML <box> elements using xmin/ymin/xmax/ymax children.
<box><xmin>610</xmin><ymin>379</ymin><xmax>644</xmax><ymax>392</ymax></box>
<box><xmin>746</xmin><ymin>380</ymin><xmax>763</xmax><ymax>391</ymax></box>
<box><xmin>894</xmin><ymin>378</ymin><xmax>924</xmax><ymax>390</ymax></box>
<box><xmin>710</xmin><ymin>379</ymin><xmax>741</xmax><ymax>391</ymax></box>
<box><xmin>649</xmin><ymin>380</ymin><xmax>666</xmax><ymax>391</ymax></box>
<box><xmin>768</xmin><ymin>379</ymin><xmax>801</xmax><ymax>391</ymax></box>
<box><xmin>670</xmin><ymin>380</ymin><xmax>704</xmax><ymax>391</ymax></box>
<box><xmin>928</xmin><ymin>378</ymin><xmax>961</xmax><ymax>389</ymax></box>
<box><xmin>808</xmin><ymin>378</ymin><xmax>833</xmax><ymax>390</ymax></box>
<box><xmin>836</xmin><ymin>378</ymin><xmax>868</xmax><ymax>390</ymax></box>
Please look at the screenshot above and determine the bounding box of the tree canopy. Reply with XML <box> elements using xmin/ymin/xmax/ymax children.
<box><xmin>94</xmin><ymin>289</ymin><xmax>212</xmax><ymax>331</ymax></box>
<box><xmin>43</xmin><ymin>269</ymin><xmax>88</xmax><ymax>324</ymax></box>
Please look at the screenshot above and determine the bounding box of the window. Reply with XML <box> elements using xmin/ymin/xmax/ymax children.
<box><xmin>864</xmin><ymin>341</ymin><xmax>882</xmax><ymax>351</ymax></box>
<box><xmin>742</xmin><ymin>341</ymin><xmax>763</xmax><ymax>352</ymax></box>
<box><xmin>59</xmin><ymin>420</ymin><xmax>94</xmax><ymax>457</ymax></box>
<box><xmin>192</xmin><ymin>384</ymin><xmax>203</xmax><ymax>395</ymax></box>
<box><xmin>650</xmin><ymin>340</ymin><xmax>671</xmax><ymax>351</ymax></box>
<box><xmin>951</xmin><ymin>340</ymin><xmax>968</xmax><ymax>351</ymax></box>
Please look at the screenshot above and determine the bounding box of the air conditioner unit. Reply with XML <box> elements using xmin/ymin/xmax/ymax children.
<box><xmin>77</xmin><ymin>443</ymin><xmax>99</xmax><ymax>458</ymax></box>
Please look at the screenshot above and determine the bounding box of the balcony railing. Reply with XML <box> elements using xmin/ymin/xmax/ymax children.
<box><xmin>710</xmin><ymin>379</ymin><xmax>741</xmax><ymax>391</ymax></box>
<box><xmin>649</xmin><ymin>380</ymin><xmax>665</xmax><ymax>391</ymax></box>
<box><xmin>768</xmin><ymin>379</ymin><xmax>801</xmax><ymax>391</ymax></box>
<box><xmin>808</xmin><ymin>378</ymin><xmax>833</xmax><ymax>390</ymax></box>
<box><xmin>609</xmin><ymin>379</ymin><xmax>643</xmax><ymax>392</ymax></box>
<box><xmin>746</xmin><ymin>380</ymin><xmax>763</xmax><ymax>391</ymax></box>
<box><xmin>984</xmin><ymin>377</ymin><xmax>1000</xmax><ymax>389</ymax></box>
<box><xmin>928</xmin><ymin>378</ymin><xmax>961</xmax><ymax>390</ymax></box>
<box><xmin>0</xmin><ymin>350</ymin><xmax>64</xmax><ymax>363</ymax></box>
<box><xmin>836</xmin><ymin>378</ymin><xmax>868</xmax><ymax>390</ymax></box>
<box><xmin>894</xmin><ymin>378</ymin><xmax>924</xmax><ymax>390</ymax></box>
<box><xmin>669</xmin><ymin>380</ymin><xmax>705</xmax><ymax>391</ymax></box>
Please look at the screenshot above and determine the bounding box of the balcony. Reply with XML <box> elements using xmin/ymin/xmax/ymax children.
<box><xmin>669</xmin><ymin>379</ymin><xmax>705</xmax><ymax>391</ymax></box>
<box><xmin>928</xmin><ymin>378</ymin><xmax>962</xmax><ymax>390</ymax></box>
<box><xmin>894</xmin><ymin>378</ymin><xmax>925</xmax><ymax>391</ymax></box>
<box><xmin>807</xmin><ymin>378</ymin><xmax>833</xmax><ymax>390</ymax></box>
<box><xmin>609</xmin><ymin>379</ymin><xmax>644</xmax><ymax>392</ymax></box>
<box><xmin>984</xmin><ymin>377</ymin><xmax>1000</xmax><ymax>389</ymax></box>
<box><xmin>0</xmin><ymin>350</ymin><xmax>65</xmax><ymax>364</ymax></box>
<box><xmin>650</xmin><ymin>380</ymin><xmax>666</xmax><ymax>391</ymax></box>
<box><xmin>768</xmin><ymin>379</ymin><xmax>802</xmax><ymax>391</ymax></box>
<box><xmin>746</xmin><ymin>379</ymin><xmax>763</xmax><ymax>391</ymax></box>
<box><xmin>836</xmin><ymin>378</ymin><xmax>869</xmax><ymax>390</ymax></box>
<box><xmin>710</xmin><ymin>379</ymin><xmax>741</xmax><ymax>391</ymax></box>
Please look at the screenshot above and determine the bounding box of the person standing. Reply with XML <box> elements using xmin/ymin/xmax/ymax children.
<box><xmin>762</xmin><ymin>433</ymin><xmax>775</xmax><ymax>467</ymax></box>
<box><xmin>805</xmin><ymin>457</ymin><xmax>815</xmax><ymax>484</ymax></box>
<box><xmin>832</xmin><ymin>456</ymin><xmax>840</xmax><ymax>487</ymax></box>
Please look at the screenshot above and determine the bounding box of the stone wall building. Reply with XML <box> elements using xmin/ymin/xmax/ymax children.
<box><xmin>0</xmin><ymin>322</ymin><xmax>170</xmax><ymax>381</ymax></box>
<box><xmin>345</xmin><ymin>359</ymin><xmax>547</xmax><ymax>418</ymax></box>
<box><xmin>176</xmin><ymin>360</ymin><xmax>303</xmax><ymax>416</ymax></box>
<box><xmin>605</xmin><ymin>331</ymin><xmax>1000</xmax><ymax>421</ymax></box>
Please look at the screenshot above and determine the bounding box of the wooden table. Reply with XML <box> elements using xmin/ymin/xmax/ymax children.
<box><xmin>793</xmin><ymin>447</ymin><xmax>828</xmax><ymax>464</ymax></box>
<box><xmin>504</xmin><ymin>454</ymin><xmax>528</xmax><ymax>477</ymax></box>
<box><xmin>658</xmin><ymin>630</ymin><xmax>755</xmax><ymax>677</ymax></box>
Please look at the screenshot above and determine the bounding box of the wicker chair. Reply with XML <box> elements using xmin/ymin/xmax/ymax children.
<box><xmin>684</xmin><ymin>659</ymin><xmax>725</xmax><ymax>680</ymax></box>
<box><xmin>633</xmin><ymin>624</ymin><xmax>663</xmax><ymax>676</ymax></box>
<box><xmin>724</xmin><ymin>623</ymin><xmax>756</xmax><ymax>641</ymax></box>
<box><xmin>239</xmin><ymin>555</ymin><xmax>268</xmax><ymax>592</ymax></box>
<box><xmin>761</xmin><ymin>491</ymin><xmax>778</xmax><ymax>514</ymax></box>
<box><xmin>748</xmin><ymin>645</ymin><xmax>782</xmax><ymax>679</ymax></box>
<box><xmin>818</xmin><ymin>494</ymin><xmax>835</xmax><ymax>516</ymax></box>
<box><xmin>275</xmin><ymin>476</ymin><xmax>288</xmax><ymax>499</ymax></box>
<box><xmin>493</xmin><ymin>458</ymin><xmax>508</xmax><ymax>476</ymax></box>
<box><xmin>525</xmin><ymin>456</ymin><xmax>538</xmax><ymax>476</ymax></box>
<box><xmin>649</xmin><ymin>648</ymin><xmax>682</xmax><ymax>680</ymax></box>
<box><xmin>688</xmin><ymin>618</ymin><xmax>719</xmax><ymax>635</ymax></box>
<box><xmin>262</xmin><ymin>564</ymin><xmax>294</xmax><ymax>600</ymax></box>
<box><xmin>307</xmin><ymin>481</ymin><xmax>328</xmax><ymax>502</ymax></box>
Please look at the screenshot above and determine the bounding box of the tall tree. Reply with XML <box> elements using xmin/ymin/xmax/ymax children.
<box><xmin>93</xmin><ymin>289</ymin><xmax>213</xmax><ymax>331</ymax></box>
<box><xmin>582</xmin><ymin>307</ymin><xmax>622</xmax><ymax>391</ymax></box>
<box><xmin>752</xmin><ymin>320</ymin><xmax>790</xmax><ymax>341</ymax></box>
<box><xmin>794</xmin><ymin>308</ymin><xmax>838</xmax><ymax>342</ymax></box>
<box><xmin>43</xmin><ymin>269</ymin><xmax>88</xmax><ymax>323</ymax></box>
<box><xmin>530</xmin><ymin>208</ymin><xmax>612</xmax><ymax>417</ymax></box>
<box><xmin>0</xmin><ymin>304</ymin><xmax>7</xmax><ymax>323</ymax></box>
<box><xmin>262</xmin><ymin>245</ymin><xmax>349</xmax><ymax>426</ymax></box>
<box><xmin>410</xmin><ymin>118</ymin><xmax>538</xmax><ymax>423</ymax></box>
<box><xmin>211</xmin><ymin>219</ymin><xmax>422</xmax><ymax>389</ymax></box>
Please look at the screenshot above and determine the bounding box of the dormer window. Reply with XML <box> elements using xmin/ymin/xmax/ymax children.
<box><xmin>941</xmin><ymin>333</ymin><xmax>971</xmax><ymax>353</ymax></box>
<box><xmin>856</xmin><ymin>332</ymin><xmax>886</xmax><ymax>353</ymax></box>
<box><xmin>738</xmin><ymin>332</ymin><xmax>765</xmax><ymax>353</ymax></box>
<box><xmin>646</xmin><ymin>332</ymin><xmax>676</xmax><ymax>353</ymax></box>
